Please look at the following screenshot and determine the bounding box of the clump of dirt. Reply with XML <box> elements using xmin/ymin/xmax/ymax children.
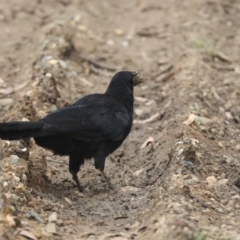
<box><xmin>0</xmin><ymin>0</ymin><xmax>240</xmax><ymax>239</ymax></box>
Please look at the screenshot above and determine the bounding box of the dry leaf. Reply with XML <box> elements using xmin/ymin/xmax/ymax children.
<box><xmin>19</xmin><ymin>229</ymin><xmax>38</xmax><ymax>240</ymax></box>
<box><xmin>140</xmin><ymin>136</ymin><xmax>154</xmax><ymax>148</ymax></box>
<box><xmin>45</xmin><ymin>223</ymin><xmax>56</xmax><ymax>234</ymax></box>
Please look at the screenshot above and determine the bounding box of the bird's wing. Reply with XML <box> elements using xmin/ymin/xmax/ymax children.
<box><xmin>41</xmin><ymin>105</ymin><xmax>131</xmax><ymax>142</ymax></box>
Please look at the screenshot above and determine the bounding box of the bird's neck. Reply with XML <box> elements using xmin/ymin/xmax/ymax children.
<box><xmin>105</xmin><ymin>85</ymin><xmax>134</xmax><ymax>113</ymax></box>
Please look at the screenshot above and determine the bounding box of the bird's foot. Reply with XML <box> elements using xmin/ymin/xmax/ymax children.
<box><xmin>99</xmin><ymin>170</ymin><xmax>117</xmax><ymax>193</ymax></box>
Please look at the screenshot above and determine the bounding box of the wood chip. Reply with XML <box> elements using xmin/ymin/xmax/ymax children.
<box><xmin>183</xmin><ymin>114</ymin><xmax>197</xmax><ymax>125</ymax></box>
<box><xmin>134</xmin><ymin>113</ymin><xmax>159</xmax><ymax>124</ymax></box>
<box><xmin>79</xmin><ymin>77</ymin><xmax>93</xmax><ymax>87</ymax></box>
<box><xmin>64</xmin><ymin>197</ymin><xmax>72</xmax><ymax>205</ymax></box>
<box><xmin>140</xmin><ymin>136</ymin><xmax>154</xmax><ymax>148</ymax></box>
<box><xmin>134</xmin><ymin>96</ymin><xmax>148</xmax><ymax>102</ymax></box>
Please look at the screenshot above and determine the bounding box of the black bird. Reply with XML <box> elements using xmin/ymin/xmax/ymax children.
<box><xmin>0</xmin><ymin>71</ymin><xmax>143</xmax><ymax>192</ymax></box>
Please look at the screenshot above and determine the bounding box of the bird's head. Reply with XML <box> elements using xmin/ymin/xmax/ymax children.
<box><xmin>105</xmin><ymin>71</ymin><xmax>144</xmax><ymax>99</ymax></box>
<box><xmin>108</xmin><ymin>71</ymin><xmax>144</xmax><ymax>88</ymax></box>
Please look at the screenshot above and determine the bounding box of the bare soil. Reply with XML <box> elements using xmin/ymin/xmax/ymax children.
<box><xmin>0</xmin><ymin>0</ymin><xmax>240</xmax><ymax>239</ymax></box>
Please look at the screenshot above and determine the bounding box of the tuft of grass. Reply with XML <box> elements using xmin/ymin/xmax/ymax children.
<box><xmin>194</xmin><ymin>230</ymin><xmax>209</xmax><ymax>240</ymax></box>
<box><xmin>194</xmin><ymin>38</ymin><xmax>219</xmax><ymax>56</ymax></box>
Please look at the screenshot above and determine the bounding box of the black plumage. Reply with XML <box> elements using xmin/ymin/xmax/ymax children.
<box><xmin>0</xmin><ymin>71</ymin><xmax>143</xmax><ymax>191</ymax></box>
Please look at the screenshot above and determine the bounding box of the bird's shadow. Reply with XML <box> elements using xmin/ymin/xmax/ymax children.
<box><xmin>41</xmin><ymin>178</ymin><xmax>117</xmax><ymax>200</ymax></box>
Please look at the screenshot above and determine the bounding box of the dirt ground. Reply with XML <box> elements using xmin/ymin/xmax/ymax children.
<box><xmin>0</xmin><ymin>0</ymin><xmax>240</xmax><ymax>239</ymax></box>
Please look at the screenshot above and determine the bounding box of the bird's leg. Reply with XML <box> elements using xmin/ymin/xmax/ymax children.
<box><xmin>69</xmin><ymin>155</ymin><xmax>85</xmax><ymax>192</ymax></box>
<box><xmin>99</xmin><ymin>169</ymin><xmax>115</xmax><ymax>190</ymax></box>
<box><xmin>70</xmin><ymin>171</ymin><xmax>84</xmax><ymax>192</ymax></box>
<box><xmin>94</xmin><ymin>155</ymin><xmax>115</xmax><ymax>191</ymax></box>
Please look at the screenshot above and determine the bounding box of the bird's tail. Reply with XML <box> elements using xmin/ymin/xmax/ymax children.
<box><xmin>0</xmin><ymin>121</ymin><xmax>45</xmax><ymax>140</ymax></box>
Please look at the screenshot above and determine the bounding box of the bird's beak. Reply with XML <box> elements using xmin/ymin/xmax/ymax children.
<box><xmin>132</xmin><ymin>72</ymin><xmax>144</xmax><ymax>86</ymax></box>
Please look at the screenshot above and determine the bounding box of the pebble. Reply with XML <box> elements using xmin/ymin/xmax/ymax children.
<box><xmin>235</xmin><ymin>144</ymin><xmax>240</xmax><ymax>151</ymax></box>
<box><xmin>206</xmin><ymin>176</ymin><xmax>218</xmax><ymax>186</ymax></box>
<box><xmin>13</xmin><ymin>175</ymin><xmax>20</xmax><ymax>182</ymax></box>
<box><xmin>122</xmin><ymin>41</ymin><xmax>129</xmax><ymax>47</ymax></box>
<box><xmin>218</xmin><ymin>179</ymin><xmax>229</xmax><ymax>185</ymax></box>
<box><xmin>45</xmin><ymin>73</ymin><xmax>52</xmax><ymax>78</ymax></box>
<box><xmin>59</xmin><ymin>60</ymin><xmax>67</xmax><ymax>69</ymax></box>
<box><xmin>50</xmin><ymin>105</ymin><xmax>58</xmax><ymax>112</ymax></box>
<box><xmin>107</xmin><ymin>39</ymin><xmax>114</xmax><ymax>45</ymax></box>
<box><xmin>218</xmin><ymin>208</ymin><xmax>224</xmax><ymax>213</ymax></box>
<box><xmin>134</xmin><ymin>108</ymin><xmax>143</xmax><ymax>116</ymax></box>
<box><xmin>73</xmin><ymin>14</ymin><xmax>81</xmax><ymax>23</ymax></box>
<box><xmin>78</xmin><ymin>25</ymin><xmax>87</xmax><ymax>31</ymax></box>
<box><xmin>114</xmin><ymin>28</ymin><xmax>123</xmax><ymax>36</ymax></box>
<box><xmin>8</xmin><ymin>155</ymin><xmax>20</xmax><ymax>164</ymax></box>
<box><xmin>3</xmin><ymin>181</ymin><xmax>8</xmax><ymax>188</ymax></box>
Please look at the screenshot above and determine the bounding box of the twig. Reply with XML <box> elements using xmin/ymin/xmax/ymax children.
<box><xmin>210</xmin><ymin>64</ymin><xmax>235</xmax><ymax>71</ymax></box>
<box><xmin>161</xmin><ymin>71</ymin><xmax>175</xmax><ymax>82</ymax></box>
<box><xmin>134</xmin><ymin>112</ymin><xmax>160</xmax><ymax>124</ymax></box>
<box><xmin>47</xmin><ymin>159</ymin><xmax>68</xmax><ymax>166</ymax></box>
<box><xmin>79</xmin><ymin>54</ymin><xmax>117</xmax><ymax>72</ymax></box>
<box><xmin>153</xmin><ymin>65</ymin><xmax>174</xmax><ymax>78</ymax></box>
<box><xmin>51</xmin><ymin>76</ymin><xmax>61</xmax><ymax>98</ymax></box>
<box><xmin>89</xmin><ymin>65</ymin><xmax>114</xmax><ymax>77</ymax></box>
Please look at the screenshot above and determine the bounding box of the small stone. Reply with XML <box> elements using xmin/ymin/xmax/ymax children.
<box><xmin>50</xmin><ymin>105</ymin><xmax>58</xmax><ymax>112</ymax></box>
<box><xmin>59</xmin><ymin>60</ymin><xmax>67</xmax><ymax>69</ymax></box>
<box><xmin>21</xmin><ymin>118</ymin><xmax>29</xmax><ymax>122</ymax></box>
<box><xmin>13</xmin><ymin>175</ymin><xmax>20</xmax><ymax>182</ymax></box>
<box><xmin>107</xmin><ymin>39</ymin><xmax>114</xmax><ymax>45</ymax></box>
<box><xmin>122</xmin><ymin>41</ymin><xmax>129</xmax><ymax>47</ymax></box>
<box><xmin>8</xmin><ymin>155</ymin><xmax>20</xmax><ymax>164</ymax></box>
<box><xmin>206</xmin><ymin>176</ymin><xmax>218</xmax><ymax>186</ymax></box>
<box><xmin>45</xmin><ymin>73</ymin><xmax>52</xmax><ymax>78</ymax></box>
<box><xmin>73</xmin><ymin>14</ymin><xmax>81</xmax><ymax>23</ymax></box>
<box><xmin>78</xmin><ymin>25</ymin><xmax>87</xmax><ymax>31</ymax></box>
<box><xmin>49</xmin><ymin>59</ymin><xmax>58</xmax><ymax>65</ymax></box>
<box><xmin>235</xmin><ymin>144</ymin><xmax>240</xmax><ymax>151</ymax></box>
<box><xmin>22</xmin><ymin>174</ymin><xmax>27</xmax><ymax>184</ymax></box>
<box><xmin>218</xmin><ymin>208</ymin><xmax>224</xmax><ymax>213</ymax></box>
<box><xmin>134</xmin><ymin>108</ymin><xmax>143</xmax><ymax>116</ymax></box>
<box><xmin>114</xmin><ymin>28</ymin><xmax>123</xmax><ymax>36</ymax></box>
<box><xmin>3</xmin><ymin>181</ymin><xmax>8</xmax><ymax>188</ymax></box>
<box><xmin>218</xmin><ymin>179</ymin><xmax>229</xmax><ymax>185</ymax></box>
